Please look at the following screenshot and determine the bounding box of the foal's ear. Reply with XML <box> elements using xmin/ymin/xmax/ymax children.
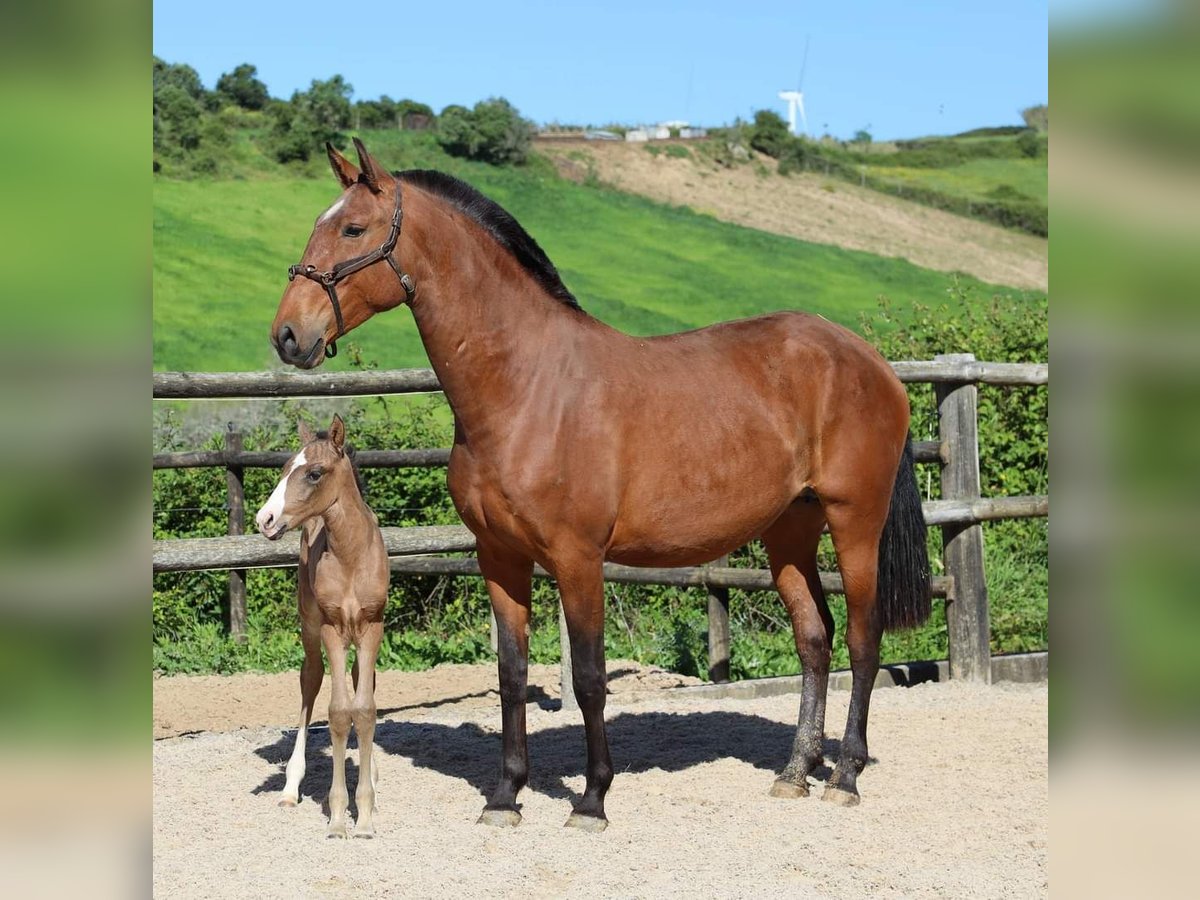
<box><xmin>328</xmin><ymin>414</ymin><xmax>346</xmax><ymax>455</ymax></box>
<box><xmin>326</xmin><ymin>142</ymin><xmax>361</xmax><ymax>190</ymax></box>
<box><xmin>297</xmin><ymin>418</ymin><xmax>316</xmax><ymax>445</ymax></box>
<box><xmin>352</xmin><ymin>137</ymin><xmax>388</xmax><ymax>194</ymax></box>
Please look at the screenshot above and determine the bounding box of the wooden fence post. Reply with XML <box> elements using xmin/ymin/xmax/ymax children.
<box><xmin>934</xmin><ymin>354</ymin><xmax>990</xmax><ymax>682</ymax></box>
<box><xmin>558</xmin><ymin>599</ymin><xmax>577</xmax><ymax>713</ymax></box>
<box><xmin>225</xmin><ymin>426</ymin><xmax>247</xmax><ymax>642</ymax></box>
<box><xmin>707</xmin><ymin>555</ymin><xmax>731</xmax><ymax>683</ymax></box>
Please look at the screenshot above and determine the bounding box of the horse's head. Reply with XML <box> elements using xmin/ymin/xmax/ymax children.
<box><xmin>255</xmin><ymin>414</ymin><xmax>352</xmax><ymax>539</ymax></box>
<box><xmin>270</xmin><ymin>139</ymin><xmax>414</xmax><ymax>368</ymax></box>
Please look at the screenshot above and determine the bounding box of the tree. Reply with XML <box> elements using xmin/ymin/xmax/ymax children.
<box><xmin>267</xmin><ymin>75</ymin><xmax>354</xmax><ymax>163</ymax></box>
<box><xmin>1020</xmin><ymin>104</ymin><xmax>1048</xmax><ymax>132</ymax></box>
<box><xmin>748</xmin><ymin>109</ymin><xmax>790</xmax><ymax>158</ymax></box>
<box><xmin>436</xmin><ymin>97</ymin><xmax>534</xmax><ymax>165</ymax></box>
<box><xmin>216</xmin><ymin>63</ymin><xmax>269</xmax><ymax>110</ymax></box>
<box><xmin>852</xmin><ymin>127</ymin><xmax>873</xmax><ymax>145</ymax></box>
<box><xmin>153</xmin><ymin>56</ymin><xmax>206</xmax><ymax>102</ymax></box>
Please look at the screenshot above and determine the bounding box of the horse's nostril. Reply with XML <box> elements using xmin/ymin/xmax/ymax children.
<box><xmin>279</xmin><ymin>324</ymin><xmax>299</xmax><ymax>357</ymax></box>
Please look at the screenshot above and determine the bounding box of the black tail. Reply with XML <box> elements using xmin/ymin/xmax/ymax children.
<box><xmin>877</xmin><ymin>437</ymin><xmax>932</xmax><ymax>631</ymax></box>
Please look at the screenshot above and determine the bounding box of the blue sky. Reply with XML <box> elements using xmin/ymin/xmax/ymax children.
<box><xmin>153</xmin><ymin>1</ymin><xmax>1046</xmax><ymax>140</ymax></box>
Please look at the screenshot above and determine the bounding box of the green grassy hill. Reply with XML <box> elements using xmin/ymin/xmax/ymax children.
<box><xmin>153</xmin><ymin>130</ymin><xmax>1023</xmax><ymax>372</ymax></box>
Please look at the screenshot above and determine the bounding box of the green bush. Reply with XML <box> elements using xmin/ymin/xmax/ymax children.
<box><xmin>748</xmin><ymin>109</ymin><xmax>791</xmax><ymax>158</ymax></box>
<box><xmin>436</xmin><ymin>97</ymin><xmax>535</xmax><ymax>165</ymax></box>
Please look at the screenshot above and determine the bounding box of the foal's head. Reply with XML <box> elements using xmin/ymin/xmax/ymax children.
<box><xmin>270</xmin><ymin>139</ymin><xmax>409</xmax><ymax>369</ymax></box>
<box><xmin>255</xmin><ymin>415</ymin><xmax>357</xmax><ymax>540</ymax></box>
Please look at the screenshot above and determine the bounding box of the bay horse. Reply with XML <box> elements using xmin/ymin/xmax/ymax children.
<box><xmin>269</xmin><ymin>139</ymin><xmax>930</xmax><ymax>831</ymax></box>
<box><xmin>254</xmin><ymin>414</ymin><xmax>388</xmax><ymax>838</ymax></box>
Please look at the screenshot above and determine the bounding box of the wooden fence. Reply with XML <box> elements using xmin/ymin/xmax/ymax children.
<box><xmin>153</xmin><ymin>354</ymin><xmax>1048</xmax><ymax>699</ymax></box>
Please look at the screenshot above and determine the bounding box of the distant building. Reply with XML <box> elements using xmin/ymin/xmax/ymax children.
<box><xmin>625</xmin><ymin>129</ymin><xmax>649</xmax><ymax>142</ymax></box>
<box><xmin>585</xmin><ymin>130</ymin><xmax>621</xmax><ymax>141</ymax></box>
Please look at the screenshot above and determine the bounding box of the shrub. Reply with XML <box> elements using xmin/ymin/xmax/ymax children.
<box><xmin>436</xmin><ymin>97</ymin><xmax>535</xmax><ymax>165</ymax></box>
<box><xmin>748</xmin><ymin>109</ymin><xmax>790</xmax><ymax>158</ymax></box>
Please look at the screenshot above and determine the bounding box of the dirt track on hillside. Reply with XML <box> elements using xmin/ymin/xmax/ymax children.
<box><xmin>154</xmin><ymin>664</ymin><xmax>1047</xmax><ymax>898</ymax></box>
<box><xmin>542</xmin><ymin>141</ymin><xmax>1047</xmax><ymax>291</ymax></box>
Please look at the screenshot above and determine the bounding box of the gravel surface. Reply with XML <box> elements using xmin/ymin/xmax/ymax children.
<box><xmin>154</xmin><ymin>667</ymin><xmax>1046</xmax><ymax>898</ymax></box>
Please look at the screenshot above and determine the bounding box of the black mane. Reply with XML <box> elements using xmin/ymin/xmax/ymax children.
<box><xmin>397</xmin><ymin>169</ymin><xmax>581</xmax><ymax>310</ymax></box>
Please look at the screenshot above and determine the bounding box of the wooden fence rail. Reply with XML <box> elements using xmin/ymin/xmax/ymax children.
<box><xmin>153</xmin><ymin>356</ymin><xmax>1049</xmax><ymax>690</ymax></box>
<box><xmin>153</xmin><ymin>360</ymin><xmax>1047</xmax><ymax>400</ymax></box>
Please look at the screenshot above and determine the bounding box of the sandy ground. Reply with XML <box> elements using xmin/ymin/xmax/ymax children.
<box><xmin>541</xmin><ymin>141</ymin><xmax>1047</xmax><ymax>292</ymax></box>
<box><xmin>154</xmin><ymin>664</ymin><xmax>1047</xmax><ymax>898</ymax></box>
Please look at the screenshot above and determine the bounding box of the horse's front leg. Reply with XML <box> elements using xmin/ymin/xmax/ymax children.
<box><xmin>476</xmin><ymin>542</ymin><xmax>533</xmax><ymax>827</ymax></box>
<box><xmin>555</xmin><ymin>554</ymin><xmax>613</xmax><ymax>832</ymax></box>
<box><xmin>351</xmin><ymin>620</ymin><xmax>382</xmax><ymax>837</ymax></box>
<box><xmin>279</xmin><ymin>624</ymin><xmax>323</xmax><ymax>806</ymax></box>
<box><xmin>321</xmin><ymin>624</ymin><xmax>352</xmax><ymax>838</ymax></box>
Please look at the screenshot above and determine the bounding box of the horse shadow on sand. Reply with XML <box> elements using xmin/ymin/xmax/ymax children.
<box><xmin>252</xmin><ymin>704</ymin><xmax>853</xmax><ymax>812</ymax></box>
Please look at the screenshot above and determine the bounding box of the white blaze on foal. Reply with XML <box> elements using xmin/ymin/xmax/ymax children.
<box><xmin>255</xmin><ymin>450</ymin><xmax>306</xmax><ymax>538</ymax></box>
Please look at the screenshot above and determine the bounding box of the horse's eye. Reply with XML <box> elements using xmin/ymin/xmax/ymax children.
<box><xmin>306</xmin><ymin>468</ymin><xmax>323</xmax><ymax>483</ymax></box>
<box><xmin>342</xmin><ymin>225</ymin><xmax>366</xmax><ymax>238</ymax></box>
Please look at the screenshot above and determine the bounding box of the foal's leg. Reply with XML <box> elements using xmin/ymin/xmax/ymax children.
<box><xmin>351</xmin><ymin>621</ymin><xmax>383</xmax><ymax>837</ymax></box>
<box><xmin>321</xmin><ymin>624</ymin><xmax>353</xmax><ymax>837</ymax></box>
<box><xmin>279</xmin><ymin>626</ymin><xmax>323</xmax><ymax>806</ymax></box>
<box><xmin>762</xmin><ymin>505</ymin><xmax>833</xmax><ymax>799</ymax></box>
<box><xmin>556</xmin><ymin>556</ymin><xmax>613</xmax><ymax>832</ymax></box>
<box><xmin>477</xmin><ymin>543</ymin><xmax>533</xmax><ymax>827</ymax></box>
<box><xmin>351</xmin><ymin>656</ymin><xmax>379</xmax><ymax>796</ymax></box>
<box><xmin>823</xmin><ymin>502</ymin><xmax>887</xmax><ymax>806</ymax></box>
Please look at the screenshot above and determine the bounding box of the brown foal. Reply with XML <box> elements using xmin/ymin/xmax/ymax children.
<box><xmin>255</xmin><ymin>414</ymin><xmax>388</xmax><ymax>838</ymax></box>
<box><xmin>268</xmin><ymin>140</ymin><xmax>931</xmax><ymax>831</ymax></box>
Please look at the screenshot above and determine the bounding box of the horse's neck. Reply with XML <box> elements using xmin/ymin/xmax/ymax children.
<box><xmin>313</xmin><ymin>485</ymin><xmax>376</xmax><ymax>559</ymax></box>
<box><xmin>404</xmin><ymin>196</ymin><xmax>587</xmax><ymax>439</ymax></box>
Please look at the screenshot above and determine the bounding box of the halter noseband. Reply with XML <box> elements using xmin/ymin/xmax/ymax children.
<box><xmin>286</xmin><ymin>182</ymin><xmax>416</xmax><ymax>358</ymax></box>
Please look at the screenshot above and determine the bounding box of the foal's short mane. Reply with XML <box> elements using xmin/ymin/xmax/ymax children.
<box><xmin>397</xmin><ymin>169</ymin><xmax>582</xmax><ymax>311</ymax></box>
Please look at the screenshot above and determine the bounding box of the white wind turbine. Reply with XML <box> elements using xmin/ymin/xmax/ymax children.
<box><xmin>778</xmin><ymin>36</ymin><xmax>811</xmax><ymax>136</ymax></box>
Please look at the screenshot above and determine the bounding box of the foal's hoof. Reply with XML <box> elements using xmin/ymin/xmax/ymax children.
<box><xmin>564</xmin><ymin>812</ymin><xmax>608</xmax><ymax>833</ymax></box>
<box><xmin>821</xmin><ymin>785</ymin><xmax>861</xmax><ymax>807</ymax></box>
<box><xmin>326</xmin><ymin>822</ymin><xmax>348</xmax><ymax>839</ymax></box>
<box><xmin>768</xmin><ymin>778</ymin><xmax>810</xmax><ymax>799</ymax></box>
<box><xmin>477</xmin><ymin>808</ymin><xmax>522</xmax><ymax>828</ymax></box>
<box><xmin>353</xmin><ymin>824</ymin><xmax>376</xmax><ymax>839</ymax></box>
<box><xmin>277</xmin><ymin>796</ymin><xmax>298</xmax><ymax>808</ymax></box>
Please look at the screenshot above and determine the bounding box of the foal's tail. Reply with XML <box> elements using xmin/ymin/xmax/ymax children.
<box><xmin>877</xmin><ymin>436</ymin><xmax>932</xmax><ymax>631</ymax></box>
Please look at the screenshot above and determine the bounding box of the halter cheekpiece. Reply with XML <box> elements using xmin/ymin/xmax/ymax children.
<box><xmin>287</xmin><ymin>182</ymin><xmax>416</xmax><ymax>358</ymax></box>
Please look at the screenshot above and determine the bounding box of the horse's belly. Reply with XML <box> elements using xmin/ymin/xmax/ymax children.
<box><xmin>607</xmin><ymin>480</ymin><xmax>795</xmax><ymax>567</ymax></box>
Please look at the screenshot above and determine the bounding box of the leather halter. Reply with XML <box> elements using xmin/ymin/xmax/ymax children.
<box><xmin>287</xmin><ymin>182</ymin><xmax>416</xmax><ymax>358</ymax></box>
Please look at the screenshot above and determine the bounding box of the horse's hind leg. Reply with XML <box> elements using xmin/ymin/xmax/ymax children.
<box><xmin>351</xmin><ymin>621</ymin><xmax>382</xmax><ymax>838</ymax></box>
<box><xmin>762</xmin><ymin>503</ymin><xmax>833</xmax><ymax>798</ymax></box>
<box><xmin>822</xmin><ymin>498</ymin><xmax>889</xmax><ymax>806</ymax></box>
<box><xmin>280</xmin><ymin>626</ymin><xmax>323</xmax><ymax>807</ymax></box>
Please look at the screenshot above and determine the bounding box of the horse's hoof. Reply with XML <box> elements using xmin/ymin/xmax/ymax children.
<box><xmin>477</xmin><ymin>808</ymin><xmax>522</xmax><ymax>828</ymax></box>
<box><xmin>326</xmin><ymin>822</ymin><xmax>348</xmax><ymax>839</ymax></box>
<box><xmin>353</xmin><ymin>824</ymin><xmax>376</xmax><ymax>839</ymax></box>
<box><xmin>769</xmin><ymin>778</ymin><xmax>810</xmax><ymax>799</ymax></box>
<box><xmin>278</xmin><ymin>796</ymin><xmax>298</xmax><ymax>808</ymax></box>
<box><xmin>821</xmin><ymin>785</ymin><xmax>861</xmax><ymax>807</ymax></box>
<box><xmin>564</xmin><ymin>812</ymin><xmax>608</xmax><ymax>833</ymax></box>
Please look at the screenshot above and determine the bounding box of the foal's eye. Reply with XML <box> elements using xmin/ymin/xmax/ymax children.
<box><xmin>306</xmin><ymin>468</ymin><xmax>323</xmax><ymax>483</ymax></box>
<box><xmin>342</xmin><ymin>225</ymin><xmax>366</xmax><ymax>238</ymax></box>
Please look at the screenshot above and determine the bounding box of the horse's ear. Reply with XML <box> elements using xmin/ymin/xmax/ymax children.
<box><xmin>352</xmin><ymin>137</ymin><xmax>388</xmax><ymax>194</ymax></box>
<box><xmin>298</xmin><ymin>418</ymin><xmax>316</xmax><ymax>445</ymax></box>
<box><xmin>328</xmin><ymin>414</ymin><xmax>346</xmax><ymax>455</ymax></box>
<box><xmin>326</xmin><ymin>142</ymin><xmax>360</xmax><ymax>190</ymax></box>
